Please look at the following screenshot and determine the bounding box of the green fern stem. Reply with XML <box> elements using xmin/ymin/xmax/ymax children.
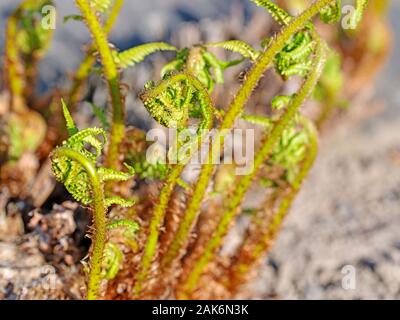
<box><xmin>161</xmin><ymin>0</ymin><xmax>334</xmax><ymax>271</ymax></box>
<box><xmin>68</xmin><ymin>0</ymin><xmax>124</xmax><ymax>108</ymax></box>
<box><xmin>5</xmin><ymin>10</ymin><xmax>25</xmax><ymax>112</ymax></box>
<box><xmin>353</xmin><ymin>0</ymin><xmax>369</xmax><ymax>27</ymax></box>
<box><xmin>133</xmin><ymin>73</ymin><xmax>215</xmax><ymax>297</ymax></box>
<box><xmin>52</xmin><ymin>147</ymin><xmax>107</xmax><ymax>300</ymax></box>
<box><xmin>227</xmin><ymin>117</ymin><xmax>319</xmax><ymax>294</ymax></box>
<box><xmin>177</xmin><ymin>32</ymin><xmax>326</xmax><ymax>298</ymax></box>
<box><xmin>133</xmin><ymin>163</ymin><xmax>184</xmax><ymax>296</ymax></box>
<box><xmin>75</xmin><ymin>0</ymin><xmax>125</xmax><ymax>170</ymax></box>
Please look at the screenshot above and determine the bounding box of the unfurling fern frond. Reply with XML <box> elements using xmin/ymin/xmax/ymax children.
<box><xmin>102</xmin><ymin>219</ymin><xmax>139</xmax><ymax>279</ymax></box>
<box><xmin>269</xmin><ymin>122</ymin><xmax>309</xmax><ymax>184</ymax></box>
<box><xmin>160</xmin><ymin>48</ymin><xmax>189</xmax><ymax>77</ymax></box>
<box><xmin>90</xmin><ymin>0</ymin><xmax>113</xmax><ymax>13</ymax></box>
<box><xmin>51</xmin><ymin>101</ymin><xmax>135</xmax><ymax>209</ymax></box>
<box><xmin>206</xmin><ymin>40</ymin><xmax>260</xmax><ymax>61</ymax></box>
<box><xmin>161</xmin><ymin>45</ymin><xmax>248</xmax><ymax>92</ymax></box>
<box><xmin>320</xmin><ymin>0</ymin><xmax>342</xmax><ymax>24</ymax></box>
<box><xmin>271</xmin><ymin>95</ymin><xmax>293</xmax><ymax>110</ymax></box>
<box><xmin>113</xmin><ymin>42</ymin><xmax>177</xmax><ymax>69</ymax></box>
<box><xmin>251</xmin><ymin>0</ymin><xmax>292</xmax><ymax>25</ymax></box>
<box><xmin>274</xmin><ymin>30</ymin><xmax>315</xmax><ymax>79</ymax></box>
<box><xmin>251</xmin><ymin>0</ymin><xmax>316</xmax><ymax>79</ymax></box>
<box><xmin>140</xmin><ymin>73</ymin><xmax>213</xmax><ymax>131</ymax></box>
<box><xmin>102</xmin><ymin>242</ymin><xmax>123</xmax><ymax>280</ymax></box>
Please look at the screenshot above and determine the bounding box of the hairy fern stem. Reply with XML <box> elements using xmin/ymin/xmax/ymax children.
<box><xmin>52</xmin><ymin>147</ymin><xmax>107</xmax><ymax>300</ymax></box>
<box><xmin>4</xmin><ymin>7</ymin><xmax>26</xmax><ymax>112</ymax></box>
<box><xmin>68</xmin><ymin>0</ymin><xmax>124</xmax><ymax>108</ymax></box>
<box><xmin>227</xmin><ymin>117</ymin><xmax>319</xmax><ymax>294</ymax></box>
<box><xmin>134</xmin><ymin>73</ymin><xmax>215</xmax><ymax>297</ymax></box>
<box><xmin>177</xmin><ymin>29</ymin><xmax>327</xmax><ymax>298</ymax></box>
<box><xmin>75</xmin><ymin>0</ymin><xmax>125</xmax><ymax>170</ymax></box>
<box><xmin>162</xmin><ymin>0</ymin><xmax>334</xmax><ymax>274</ymax></box>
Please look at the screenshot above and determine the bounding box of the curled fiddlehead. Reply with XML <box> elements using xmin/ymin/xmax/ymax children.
<box><xmin>243</xmin><ymin>105</ymin><xmax>310</xmax><ymax>185</ymax></box>
<box><xmin>52</xmin><ymin>100</ymin><xmax>135</xmax><ymax>208</ymax></box>
<box><xmin>102</xmin><ymin>219</ymin><xmax>139</xmax><ymax>280</ymax></box>
<box><xmin>140</xmin><ymin>72</ymin><xmax>214</xmax><ymax>131</ymax></box>
<box><xmin>320</xmin><ymin>0</ymin><xmax>342</xmax><ymax>24</ymax></box>
<box><xmin>252</xmin><ymin>0</ymin><xmax>316</xmax><ymax>79</ymax></box>
<box><xmin>10</xmin><ymin>0</ymin><xmax>54</xmax><ymax>102</ymax></box>
<box><xmin>102</xmin><ymin>242</ymin><xmax>123</xmax><ymax>280</ymax></box>
<box><xmin>161</xmin><ymin>42</ymin><xmax>256</xmax><ymax>92</ymax></box>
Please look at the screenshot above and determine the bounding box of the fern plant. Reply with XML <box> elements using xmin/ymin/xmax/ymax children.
<box><xmin>0</xmin><ymin>0</ymin><xmax>372</xmax><ymax>300</ymax></box>
<box><xmin>50</xmin><ymin>0</ymin><xmax>369</xmax><ymax>300</ymax></box>
<box><xmin>133</xmin><ymin>0</ymin><xmax>368</xmax><ymax>299</ymax></box>
<box><xmin>2</xmin><ymin>0</ymin><xmax>53</xmax><ymax>162</ymax></box>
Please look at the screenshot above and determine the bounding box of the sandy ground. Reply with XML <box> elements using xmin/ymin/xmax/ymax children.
<box><xmin>0</xmin><ymin>0</ymin><xmax>399</xmax><ymax>299</ymax></box>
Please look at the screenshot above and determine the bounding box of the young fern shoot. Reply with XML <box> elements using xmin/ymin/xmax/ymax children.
<box><xmin>74</xmin><ymin>0</ymin><xmax>177</xmax><ymax>170</ymax></box>
<box><xmin>161</xmin><ymin>0</ymin><xmax>336</xmax><ymax>276</ymax></box>
<box><xmin>51</xmin><ymin>100</ymin><xmax>135</xmax><ymax>299</ymax></box>
<box><xmin>133</xmin><ymin>72</ymin><xmax>216</xmax><ymax>296</ymax></box>
<box><xmin>227</xmin><ymin>116</ymin><xmax>319</xmax><ymax>293</ymax></box>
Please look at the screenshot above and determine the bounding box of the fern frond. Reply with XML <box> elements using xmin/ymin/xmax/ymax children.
<box><xmin>242</xmin><ymin>114</ymin><xmax>272</xmax><ymax>128</ymax></box>
<box><xmin>202</xmin><ymin>51</ymin><xmax>224</xmax><ymax>84</ymax></box>
<box><xmin>102</xmin><ymin>242</ymin><xmax>123</xmax><ymax>280</ymax></box>
<box><xmin>206</xmin><ymin>40</ymin><xmax>260</xmax><ymax>61</ymax></box>
<box><xmin>89</xmin><ymin>102</ymin><xmax>110</xmax><ymax>129</ymax></box>
<box><xmin>271</xmin><ymin>95</ymin><xmax>293</xmax><ymax>110</ymax></box>
<box><xmin>251</xmin><ymin>0</ymin><xmax>292</xmax><ymax>26</ymax></box>
<box><xmin>274</xmin><ymin>30</ymin><xmax>315</xmax><ymax>79</ymax></box>
<box><xmin>105</xmin><ymin>196</ymin><xmax>135</xmax><ymax>208</ymax></box>
<box><xmin>108</xmin><ymin>219</ymin><xmax>139</xmax><ymax>233</ymax></box>
<box><xmin>90</xmin><ymin>0</ymin><xmax>112</xmax><ymax>13</ymax></box>
<box><xmin>140</xmin><ymin>73</ymin><xmax>215</xmax><ymax>130</ymax></box>
<box><xmin>320</xmin><ymin>0</ymin><xmax>341</xmax><ymax>24</ymax></box>
<box><xmin>52</xmin><ymin>101</ymin><xmax>134</xmax><ymax>210</ymax></box>
<box><xmin>98</xmin><ymin>165</ymin><xmax>134</xmax><ymax>182</ymax></box>
<box><xmin>61</xmin><ymin>99</ymin><xmax>78</xmax><ymax>136</ymax></box>
<box><xmin>83</xmin><ymin>134</ymin><xmax>106</xmax><ymax>158</ymax></box>
<box><xmin>114</xmin><ymin>42</ymin><xmax>177</xmax><ymax>69</ymax></box>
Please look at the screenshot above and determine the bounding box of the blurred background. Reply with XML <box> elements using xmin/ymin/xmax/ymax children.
<box><xmin>0</xmin><ymin>0</ymin><xmax>399</xmax><ymax>299</ymax></box>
